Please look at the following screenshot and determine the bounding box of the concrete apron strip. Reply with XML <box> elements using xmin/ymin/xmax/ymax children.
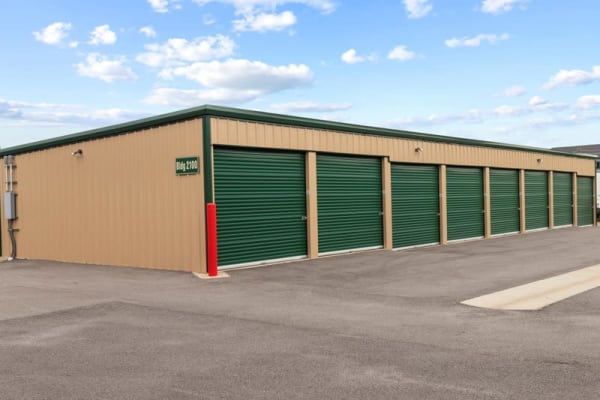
<box><xmin>461</xmin><ymin>264</ymin><xmax>600</xmax><ymax>311</ymax></box>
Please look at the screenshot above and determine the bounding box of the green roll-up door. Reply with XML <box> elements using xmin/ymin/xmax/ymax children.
<box><xmin>490</xmin><ymin>169</ymin><xmax>520</xmax><ymax>235</ymax></box>
<box><xmin>553</xmin><ymin>172</ymin><xmax>573</xmax><ymax>227</ymax></box>
<box><xmin>317</xmin><ymin>154</ymin><xmax>382</xmax><ymax>254</ymax></box>
<box><xmin>525</xmin><ymin>171</ymin><xmax>548</xmax><ymax>230</ymax></box>
<box><xmin>577</xmin><ymin>176</ymin><xmax>594</xmax><ymax>226</ymax></box>
<box><xmin>214</xmin><ymin>148</ymin><xmax>307</xmax><ymax>267</ymax></box>
<box><xmin>446</xmin><ymin>167</ymin><xmax>484</xmax><ymax>241</ymax></box>
<box><xmin>391</xmin><ymin>164</ymin><xmax>439</xmax><ymax>248</ymax></box>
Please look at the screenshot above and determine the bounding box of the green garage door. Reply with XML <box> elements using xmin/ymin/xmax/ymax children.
<box><xmin>391</xmin><ymin>164</ymin><xmax>439</xmax><ymax>248</ymax></box>
<box><xmin>525</xmin><ymin>171</ymin><xmax>548</xmax><ymax>230</ymax></box>
<box><xmin>490</xmin><ymin>169</ymin><xmax>520</xmax><ymax>235</ymax></box>
<box><xmin>577</xmin><ymin>176</ymin><xmax>594</xmax><ymax>226</ymax></box>
<box><xmin>553</xmin><ymin>172</ymin><xmax>573</xmax><ymax>227</ymax></box>
<box><xmin>317</xmin><ymin>154</ymin><xmax>382</xmax><ymax>254</ymax></box>
<box><xmin>446</xmin><ymin>167</ymin><xmax>484</xmax><ymax>241</ymax></box>
<box><xmin>214</xmin><ymin>148</ymin><xmax>307</xmax><ymax>267</ymax></box>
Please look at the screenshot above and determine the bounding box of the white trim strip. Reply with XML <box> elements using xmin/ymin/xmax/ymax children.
<box><xmin>490</xmin><ymin>231</ymin><xmax>520</xmax><ymax>238</ymax></box>
<box><xmin>393</xmin><ymin>242</ymin><xmax>439</xmax><ymax>251</ymax></box>
<box><xmin>448</xmin><ymin>236</ymin><xmax>484</xmax><ymax>244</ymax></box>
<box><xmin>218</xmin><ymin>255</ymin><xmax>306</xmax><ymax>271</ymax></box>
<box><xmin>318</xmin><ymin>245</ymin><xmax>382</xmax><ymax>257</ymax></box>
<box><xmin>525</xmin><ymin>227</ymin><xmax>549</xmax><ymax>233</ymax></box>
<box><xmin>553</xmin><ymin>224</ymin><xmax>573</xmax><ymax>229</ymax></box>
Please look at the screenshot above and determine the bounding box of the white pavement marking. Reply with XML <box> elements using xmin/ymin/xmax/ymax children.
<box><xmin>461</xmin><ymin>264</ymin><xmax>600</xmax><ymax>311</ymax></box>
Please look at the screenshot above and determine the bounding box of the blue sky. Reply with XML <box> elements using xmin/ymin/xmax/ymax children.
<box><xmin>1</xmin><ymin>0</ymin><xmax>599</xmax><ymax>149</ymax></box>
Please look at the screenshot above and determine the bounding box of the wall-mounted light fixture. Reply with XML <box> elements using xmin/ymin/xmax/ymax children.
<box><xmin>415</xmin><ymin>147</ymin><xmax>423</xmax><ymax>153</ymax></box>
<box><xmin>71</xmin><ymin>149</ymin><xmax>83</xmax><ymax>157</ymax></box>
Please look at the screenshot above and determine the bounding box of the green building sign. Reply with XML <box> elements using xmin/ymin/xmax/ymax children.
<box><xmin>176</xmin><ymin>156</ymin><xmax>200</xmax><ymax>175</ymax></box>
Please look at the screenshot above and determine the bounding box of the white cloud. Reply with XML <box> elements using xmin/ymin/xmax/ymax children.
<box><xmin>163</xmin><ymin>59</ymin><xmax>313</xmax><ymax>92</ymax></box>
<box><xmin>341</xmin><ymin>49</ymin><xmax>362</xmax><ymax>64</ymax></box>
<box><xmin>0</xmin><ymin>99</ymin><xmax>24</xmax><ymax>119</ymax></box>
<box><xmin>542</xmin><ymin>66</ymin><xmax>600</xmax><ymax>90</ymax></box>
<box><xmin>233</xmin><ymin>11</ymin><xmax>297</xmax><ymax>32</ymax></box>
<box><xmin>576</xmin><ymin>95</ymin><xmax>600</xmax><ymax>110</ymax></box>
<box><xmin>493</xmin><ymin>105</ymin><xmax>527</xmax><ymax>116</ymax></box>
<box><xmin>89</xmin><ymin>25</ymin><xmax>117</xmax><ymax>45</ymax></box>
<box><xmin>76</xmin><ymin>53</ymin><xmax>137</xmax><ymax>82</ymax></box>
<box><xmin>403</xmin><ymin>0</ymin><xmax>432</xmax><ymax>19</ymax></box>
<box><xmin>445</xmin><ymin>33</ymin><xmax>509</xmax><ymax>48</ymax></box>
<box><xmin>144</xmin><ymin>87</ymin><xmax>261</xmax><ymax>105</ymax></box>
<box><xmin>534</xmin><ymin>102</ymin><xmax>568</xmax><ymax>112</ymax></box>
<box><xmin>502</xmin><ymin>85</ymin><xmax>526</xmax><ymax>97</ymax></box>
<box><xmin>481</xmin><ymin>0</ymin><xmax>527</xmax><ymax>14</ymax></box>
<box><xmin>340</xmin><ymin>49</ymin><xmax>376</xmax><ymax>64</ymax></box>
<box><xmin>69</xmin><ymin>41</ymin><xmax>79</xmax><ymax>48</ymax></box>
<box><xmin>494</xmin><ymin>100</ymin><xmax>567</xmax><ymax>116</ymax></box>
<box><xmin>527</xmin><ymin>113</ymin><xmax>600</xmax><ymax>130</ymax></box>
<box><xmin>136</xmin><ymin>35</ymin><xmax>235</xmax><ymax>68</ymax></box>
<box><xmin>139</xmin><ymin>26</ymin><xmax>157</xmax><ymax>38</ymax></box>
<box><xmin>528</xmin><ymin>96</ymin><xmax>547</xmax><ymax>106</ymax></box>
<box><xmin>270</xmin><ymin>101</ymin><xmax>352</xmax><ymax>113</ymax></box>
<box><xmin>192</xmin><ymin>0</ymin><xmax>336</xmax><ymax>15</ymax></box>
<box><xmin>387</xmin><ymin>109</ymin><xmax>484</xmax><ymax>128</ymax></box>
<box><xmin>148</xmin><ymin>0</ymin><xmax>169</xmax><ymax>12</ymax></box>
<box><xmin>387</xmin><ymin>45</ymin><xmax>416</xmax><ymax>61</ymax></box>
<box><xmin>33</xmin><ymin>22</ymin><xmax>72</xmax><ymax>45</ymax></box>
<box><xmin>0</xmin><ymin>97</ymin><xmax>148</xmax><ymax>125</ymax></box>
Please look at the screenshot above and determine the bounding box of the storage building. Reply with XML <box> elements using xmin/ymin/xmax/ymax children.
<box><xmin>0</xmin><ymin>105</ymin><xmax>596</xmax><ymax>274</ymax></box>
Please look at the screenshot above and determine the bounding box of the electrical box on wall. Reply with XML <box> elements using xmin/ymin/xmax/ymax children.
<box><xmin>5</xmin><ymin>191</ymin><xmax>16</xmax><ymax>220</ymax></box>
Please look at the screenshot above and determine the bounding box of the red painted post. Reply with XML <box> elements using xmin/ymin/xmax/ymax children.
<box><xmin>206</xmin><ymin>203</ymin><xmax>218</xmax><ymax>277</ymax></box>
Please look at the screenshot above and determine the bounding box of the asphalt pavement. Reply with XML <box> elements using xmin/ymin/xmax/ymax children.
<box><xmin>1</xmin><ymin>227</ymin><xmax>599</xmax><ymax>399</ymax></box>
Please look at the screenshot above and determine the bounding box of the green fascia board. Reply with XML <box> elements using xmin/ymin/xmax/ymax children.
<box><xmin>0</xmin><ymin>104</ymin><xmax>595</xmax><ymax>160</ymax></box>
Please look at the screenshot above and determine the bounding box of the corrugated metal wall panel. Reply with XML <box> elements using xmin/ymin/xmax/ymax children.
<box><xmin>490</xmin><ymin>169</ymin><xmax>520</xmax><ymax>235</ymax></box>
<box><xmin>577</xmin><ymin>176</ymin><xmax>594</xmax><ymax>226</ymax></box>
<box><xmin>391</xmin><ymin>164</ymin><xmax>439</xmax><ymax>247</ymax></box>
<box><xmin>317</xmin><ymin>154</ymin><xmax>382</xmax><ymax>253</ymax></box>
<box><xmin>3</xmin><ymin>119</ymin><xmax>205</xmax><ymax>272</ymax></box>
<box><xmin>213</xmin><ymin>148</ymin><xmax>307</xmax><ymax>267</ymax></box>
<box><xmin>553</xmin><ymin>172</ymin><xmax>573</xmax><ymax>227</ymax></box>
<box><xmin>211</xmin><ymin>118</ymin><xmax>596</xmax><ymax>176</ymax></box>
<box><xmin>525</xmin><ymin>171</ymin><xmax>549</xmax><ymax>230</ymax></box>
<box><xmin>446</xmin><ymin>167</ymin><xmax>484</xmax><ymax>241</ymax></box>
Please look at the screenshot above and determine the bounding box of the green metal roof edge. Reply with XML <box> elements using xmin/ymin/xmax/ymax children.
<box><xmin>0</xmin><ymin>104</ymin><xmax>595</xmax><ymax>160</ymax></box>
<box><xmin>0</xmin><ymin>105</ymin><xmax>212</xmax><ymax>156</ymax></box>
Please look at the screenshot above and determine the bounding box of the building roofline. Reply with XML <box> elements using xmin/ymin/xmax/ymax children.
<box><xmin>0</xmin><ymin>104</ymin><xmax>595</xmax><ymax>159</ymax></box>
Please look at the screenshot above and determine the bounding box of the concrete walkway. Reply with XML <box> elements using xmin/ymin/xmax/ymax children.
<box><xmin>462</xmin><ymin>264</ymin><xmax>600</xmax><ymax>310</ymax></box>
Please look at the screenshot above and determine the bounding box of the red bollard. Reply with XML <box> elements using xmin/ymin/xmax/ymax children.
<box><xmin>206</xmin><ymin>203</ymin><xmax>218</xmax><ymax>277</ymax></box>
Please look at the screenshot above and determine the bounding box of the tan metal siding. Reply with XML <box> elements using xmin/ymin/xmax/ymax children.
<box><xmin>211</xmin><ymin>118</ymin><xmax>595</xmax><ymax>176</ymax></box>
<box><xmin>2</xmin><ymin>119</ymin><xmax>205</xmax><ymax>272</ymax></box>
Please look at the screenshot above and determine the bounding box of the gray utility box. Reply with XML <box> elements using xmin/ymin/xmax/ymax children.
<box><xmin>5</xmin><ymin>191</ymin><xmax>15</xmax><ymax>220</ymax></box>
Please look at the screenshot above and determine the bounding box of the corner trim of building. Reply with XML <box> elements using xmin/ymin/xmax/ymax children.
<box><xmin>203</xmin><ymin>116</ymin><xmax>214</xmax><ymax>204</ymax></box>
<box><xmin>484</xmin><ymin>167</ymin><xmax>491</xmax><ymax>239</ymax></box>
<box><xmin>548</xmin><ymin>171</ymin><xmax>554</xmax><ymax>229</ymax></box>
<box><xmin>201</xmin><ymin>115</ymin><xmax>214</xmax><ymax>275</ymax></box>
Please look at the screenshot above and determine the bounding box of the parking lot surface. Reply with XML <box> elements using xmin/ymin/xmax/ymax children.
<box><xmin>1</xmin><ymin>227</ymin><xmax>599</xmax><ymax>399</ymax></box>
